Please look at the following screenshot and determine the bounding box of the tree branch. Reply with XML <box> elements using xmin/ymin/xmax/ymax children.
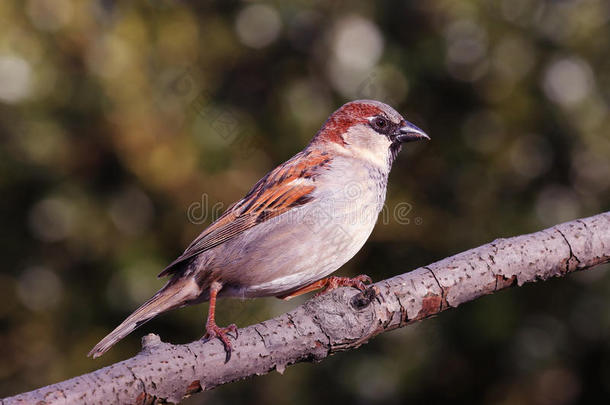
<box><xmin>4</xmin><ymin>212</ymin><xmax>610</xmax><ymax>405</ymax></box>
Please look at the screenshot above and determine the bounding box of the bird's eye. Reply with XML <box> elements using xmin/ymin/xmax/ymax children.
<box><xmin>371</xmin><ymin>116</ymin><xmax>389</xmax><ymax>133</ymax></box>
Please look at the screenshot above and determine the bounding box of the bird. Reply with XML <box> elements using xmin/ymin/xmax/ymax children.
<box><xmin>88</xmin><ymin>99</ymin><xmax>429</xmax><ymax>361</ymax></box>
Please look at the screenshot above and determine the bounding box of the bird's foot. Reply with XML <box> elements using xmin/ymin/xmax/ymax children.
<box><xmin>276</xmin><ymin>275</ymin><xmax>374</xmax><ymax>300</ymax></box>
<box><xmin>314</xmin><ymin>274</ymin><xmax>373</xmax><ymax>297</ymax></box>
<box><xmin>203</xmin><ymin>321</ymin><xmax>238</xmax><ymax>362</ymax></box>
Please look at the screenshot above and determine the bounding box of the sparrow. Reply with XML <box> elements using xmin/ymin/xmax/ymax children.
<box><xmin>89</xmin><ymin>99</ymin><xmax>429</xmax><ymax>361</ymax></box>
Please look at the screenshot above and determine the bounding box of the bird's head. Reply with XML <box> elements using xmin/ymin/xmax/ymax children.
<box><xmin>311</xmin><ymin>99</ymin><xmax>429</xmax><ymax>167</ymax></box>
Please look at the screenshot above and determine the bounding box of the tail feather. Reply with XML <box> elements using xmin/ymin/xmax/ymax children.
<box><xmin>88</xmin><ymin>278</ymin><xmax>200</xmax><ymax>358</ymax></box>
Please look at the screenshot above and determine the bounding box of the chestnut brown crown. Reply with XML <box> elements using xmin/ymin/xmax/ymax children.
<box><xmin>313</xmin><ymin>100</ymin><xmax>429</xmax><ymax>147</ymax></box>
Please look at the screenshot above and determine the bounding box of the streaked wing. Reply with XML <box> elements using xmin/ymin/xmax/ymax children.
<box><xmin>158</xmin><ymin>149</ymin><xmax>332</xmax><ymax>277</ymax></box>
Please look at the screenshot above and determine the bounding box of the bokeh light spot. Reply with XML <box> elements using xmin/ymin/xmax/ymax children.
<box><xmin>235</xmin><ymin>4</ymin><xmax>282</xmax><ymax>49</ymax></box>
<box><xmin>327</xmin><ymin>16</ymin><xmax>384</xmax><ymax>97</ymax></box>
<box><xmin>333</xmin><ymin>15</ymin><xmax>384</xmax><ymax>70</ymax></box>
<box><xmin>28</xmin><ymin>197</ymin><xmax>75</xmax><ymax>242</ymax></box>
<box><xmin>543</xmin><ymin>57</ymin><xmax>594</xmax><ymax>107</ymax></box>
<box><xmin>0</xmin><ymin>55</ymin><xmax>32</xmax><ymax>104</ymax></box>
<box><xmin>17</xmin><ymin>267</ymin><xmax>63</xmax><ymax>312</ymax></box>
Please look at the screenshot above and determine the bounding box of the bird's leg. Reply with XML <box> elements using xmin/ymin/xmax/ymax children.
<box><xmin>203</xmin><ymin>281</ymin><xmax>238</xmax><ymax>362</ymax></box>
<box><xmin>276</xmin><ymin>275</ymin><xmax>373</xmax><ymax>300</ymax></box>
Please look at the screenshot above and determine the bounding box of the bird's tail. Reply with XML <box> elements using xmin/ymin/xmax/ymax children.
<box><xmin>88</xmin><ymin>277</ymin><xmax>201</xmax><ymax>358</ymax></box>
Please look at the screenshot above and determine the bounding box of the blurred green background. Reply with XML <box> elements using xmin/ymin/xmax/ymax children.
<box><xmin>1</xmin><ymin>0</ymin><xmax>609</xmax><ymax>403</ymax></box>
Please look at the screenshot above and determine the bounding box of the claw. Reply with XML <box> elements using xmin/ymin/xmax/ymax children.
<box><xmin>226</xmin><ymin>323</ymin><xmax>238</xmax><ymax>339</ymax></box>
<box><xmin>352</xmin><ymin>275</ymin><xmax>373</xmax><ymax>290</ymax></box>
<box><xmin>204</xmin><ymin>322</ymin><xmax>238</xmax><ymax>362</ymax></box>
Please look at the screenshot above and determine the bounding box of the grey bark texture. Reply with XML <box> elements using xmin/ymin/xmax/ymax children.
<box><xmin>4</xmin><ymin>212</ymin><xmax>610</xmax><ymax>405</ymax></box>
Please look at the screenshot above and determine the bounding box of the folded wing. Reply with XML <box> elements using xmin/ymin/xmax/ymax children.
<box><xmin>158</xmin><ymin>149</ymin><xmax>332</xmax><ymax>277</ymax></box>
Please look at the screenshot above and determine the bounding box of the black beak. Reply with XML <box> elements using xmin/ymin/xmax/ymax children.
<box><xmin>394</xmin><ymin>122</ymin><xmax>430</xmax><ymax>143</ymax></box>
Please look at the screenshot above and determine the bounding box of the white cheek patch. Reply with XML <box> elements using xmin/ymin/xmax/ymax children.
<box><xmin>342</xmin><ymin>125</ymin><xmax>392</xmax><ymax>168</ymax></box>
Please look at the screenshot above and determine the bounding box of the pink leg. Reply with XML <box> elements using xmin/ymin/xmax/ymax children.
<box><xmin>203</xmin><ymin>281</ymin><xmax>238</xmax><ymax>362</ymax></box>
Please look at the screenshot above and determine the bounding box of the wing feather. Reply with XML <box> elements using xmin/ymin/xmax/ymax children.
<box><xmin>158</xmin><ymin>149</ymin><xmax>331</xmax><ymax>277</ymax></box>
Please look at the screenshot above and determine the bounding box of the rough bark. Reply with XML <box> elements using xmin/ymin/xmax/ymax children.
<box><xmin>4</xmin><ymin>212</ymin><xmax>610</xmax><ymax>405</ymax></box>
